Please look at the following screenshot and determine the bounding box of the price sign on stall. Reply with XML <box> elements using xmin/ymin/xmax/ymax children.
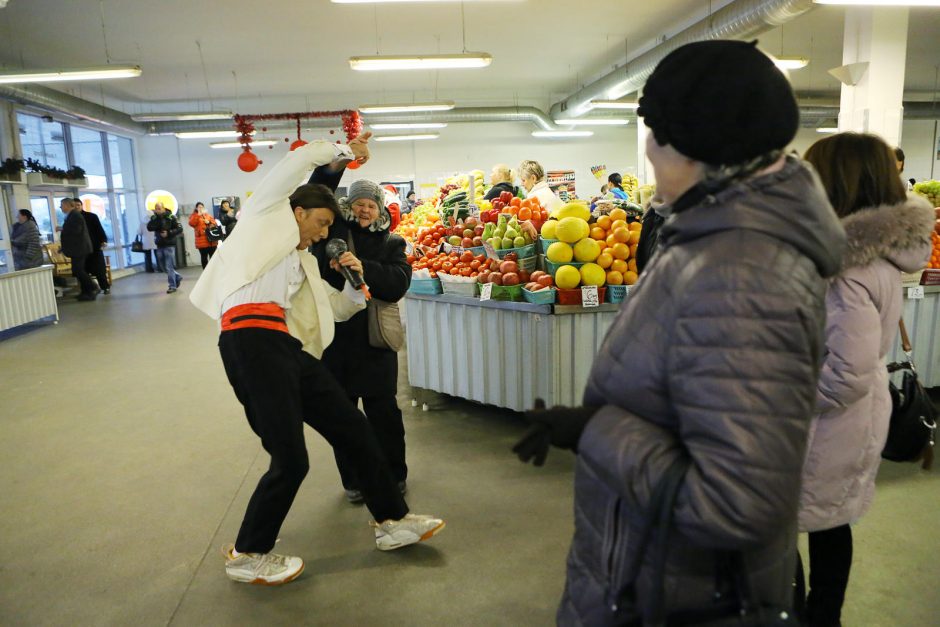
<box><xmin>480</xmin><ymin>283</ymin><xmax>493</xmax><ymax>301</ymax></box>
<box><xmin>483</xmin><ymin>241</ymin><xmax>500</xmax><ymax>260</ymax></box>
<box><xmin>581</xmin><ymin>285</ymin><xmax>600</xmax><ymax>308</ymax></box>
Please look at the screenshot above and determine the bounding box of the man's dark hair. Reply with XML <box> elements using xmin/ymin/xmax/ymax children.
<box><xmin>289</xmin><ymin>183</ymin><xmax>339</xmax><ymax>216</ymax></box>
<box><xmin>894</xmin><ymin>146</ymin><xmax>905</xmax><ymax>163</ymax></box>
<box><xmin>72</xmin><ymin>197</ymin><xmax>82</xmax><ymax>203</ymax></box>
<box><xmin>407</xmin><ymin>190</ymin><xmax>416</xmax><ymax>198</ymax></box>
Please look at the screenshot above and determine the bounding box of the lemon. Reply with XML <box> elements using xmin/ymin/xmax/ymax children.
<box><xmin>556</xmin><ymin>217</ymin><xmax>590</xmax><ymax>243</ymax></box>
<box><xmin>573</xmin><ymin>237</ymin><xmax>601</xmax><ymax>262</ymax></box>
<box><xmin>580</xmin><ymin>263</ymin><xmax>606</xmax><ymax>286</ymax></box>
<box><xmin>546</xmin><ymin>241</ymin><xmax>574</xmax><ymax>263</ymax></box>
<box><xmin>555</xmin><ymin>265</ymin><xmax>581</xmax><ymax>289</ymax></box>
<box><xmin>540</xmin><ymin>220</ymin><xmax>558</xmax><ymax>240</ymax></box>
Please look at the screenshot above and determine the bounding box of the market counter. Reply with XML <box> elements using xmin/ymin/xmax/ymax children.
<box><xmin>404</xmin><ymin>292</ymin><xmax>619</xmax><ymax>411</ymax></box>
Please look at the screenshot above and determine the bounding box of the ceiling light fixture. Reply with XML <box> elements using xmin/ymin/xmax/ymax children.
<box><xmin>210</xmin><ymin>140</ymin><xmax>277</xmax><ymax>149</ymax></box>
<box><xmin>588</xmin><ymin>100</ymin><xmax>640</xmax><ymax>110</ymax></box>
<box><xmin>0</xmin><ymin>65</ymin><xmax>142</xmax><ymax>85</ymax></box>
<box><xmin>531</xmin><ymin>130</ymin><xmax>594</xmax><ymax>138</ymax></box>
<box><xmin>175</xmin><ymin>130</ymin><xmax>244</xmax><ymax>139</ymax></box>
<box><xmin>814</xmin><ymin>0</ymin><xmax>940</xmax><ymax>5</ymax></box>
<box><xmin>554</xmin><ymin>118</ymin><xmax>630</xmax><ymax>126</ymax></box>
<box><xmin>359</xmin><ymin>101</ymin><xmax>456</xmax><ymax>114</ymax></box>
<box><xmin>816</xmin><ymin>127</ymin><xmax>839</xmax><ymax>133</ymax></box>
<box><xmin>132</xmin><ymin>111</ymin><xmax>233</xmax><ymax>122</ymax></box>
<box><xmin>349</xmin><ymin>53</ymin><xmax>492</xmax><ymax>71</ymax></box>
<box><xmin>373</xmin><ymin>133</ymin><xmax>440</xmax><ymax>142</ymax></box>
<box><xmin>774</xmin><ymin>57</ymin><xmax>810</xmax><ymax>70</ymax></box>
<box><xmin>370</xmin><ymin>123</ymin><xmax>448</xmax><ymax>129</ymax></box>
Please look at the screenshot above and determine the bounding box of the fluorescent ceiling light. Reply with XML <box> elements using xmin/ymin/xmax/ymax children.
<box><xmin>349</xmin><ymin>53</ymin><xmax>492</xmax><ymax>71</ymax></box>
<box><xmin>210</xmin><ymin>140</ymin><xmax>277</xmax><ymax>149</ymax></box>
<box><xmin>132</xmin><ymin>111</ymin><xmax>232</xmax><ymax>122</ymax></box>
<box><xmin>370</xmin><ymin>123</ymin><xmax>447</xmax><ymax>129</ymax></box>
<box><xmin>588</xmin><ymin>100</ymin><xmax>639</xmax><ymax>110</ymax></box>
<box><xmin>816</xmin><ymin>127</ymin><xmax>839</xmax><ymax>133</ymax></box>
<box><xmin>532</xmin><ymin>130</ymin><xmax>594</xmax><ymax>138</ymax></box>
<box><xmin>359</xmin><ymin>101</ymin><xmax>455</xmax><ymax>113</ymax></box>
<box><xmin>814</xmin><ymin>0</ymin><xmax>940</xmax><ymax>5</ymax></box>
<box><xmin>554</xmin><ymin>118</ymin><xmax>630</xmax><ymax>126</ymax></box>
<box><xmin>373</xmin><ymin>133</ymin><xmax>440</xmax><ymax>142</ymax></box>
<box><xmin>774</xmin><ymin>57</ymin><xmax>809</xmax><ymax>70</ymax></box>
<box><xmin>0</xmin><ymin>65</ymin><xmax>141</xmax><ymax>84</ymax></box>
<box><xmin>175</xmin><ymin>130</ymin><xmax>243</xmax><ymax>139</ymax></box>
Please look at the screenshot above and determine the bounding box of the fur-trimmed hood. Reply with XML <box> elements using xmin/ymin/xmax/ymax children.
<box><xmin>840</xmin><ymin>194</ymin><xmax>935</xmax><ymax>272</ymax></box>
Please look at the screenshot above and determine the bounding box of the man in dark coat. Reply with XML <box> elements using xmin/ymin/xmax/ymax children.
<box><xmin>59</xmin><ymin>198</ymin><xmax>97</xmax><ymax>301</ymax></box>
<box><xmin>78</xmin><ymin>198</ymin><xmax>111</xmax><ymax>294</ymax></box>
<box><xmin>147</xmin><ymin>202</ymin><xmax>183</xmax><ymax>293</ymax></box>
<box><xmin>310</xmin><ymin>172</ymin><xmax>412</xmax><ymax>503</ymax></box>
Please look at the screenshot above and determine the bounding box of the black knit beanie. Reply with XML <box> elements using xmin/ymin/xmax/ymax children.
<box><xmin>638</xmin><ymin>40</ymin><xmax>799</xmax><ymax>167</ymax></box>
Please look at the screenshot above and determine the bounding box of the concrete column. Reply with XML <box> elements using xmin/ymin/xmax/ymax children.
<box><xmin>838</xmin><ymin>7</ymin><xmax>909</xmax><ymax>147</ymax></box>
<box><xmin>635</xmin><ymin>114</ymin><xmax>654</xmax><ymax>187</ymax></box>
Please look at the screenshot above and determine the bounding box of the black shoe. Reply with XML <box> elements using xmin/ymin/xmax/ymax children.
<box><xmin>77</xmin><ymin>293</ymin><xmax>96</xmax><ymax>301</ymax></box>
<box><xmin>103</xmin><ymin>288</ymin><xmax>110</xmax><ymax>295</ymax></box>
<box><xmin>167</xmin><ymin>287</ymin><xmax>177</xmax><ymax>294</ymax></box>
<box><xmin>398</xmin><ymin>481</ymin><xmax>408</xmax><ymax>495</ymax></box>
<box><xmin>344</xmin><ymin>489</ymin><xmax>365</xmax><ymax>505</ymax></box>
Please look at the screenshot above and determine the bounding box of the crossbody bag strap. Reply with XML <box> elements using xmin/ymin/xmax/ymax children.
<box><xmin>899</xmin><ymin>318</ymin><xmax>912</xmax><ymax>354</ymax></box>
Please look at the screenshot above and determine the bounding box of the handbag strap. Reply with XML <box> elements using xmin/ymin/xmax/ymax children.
<box><xmin>898</xmin><ymin>319</ymin><xmax>912</xmax><ymax>354</ymax></box>
<box><xmin>346</xmin><ymin>231</ymin><xmax>357</xmax><ymax>255</ymax></box>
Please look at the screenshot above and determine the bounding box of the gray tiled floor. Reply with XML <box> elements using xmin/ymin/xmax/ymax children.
<box><xmin>1</xmin><ymin>268</ymin><xmax>937</xmax><ymax>626</ymax></box>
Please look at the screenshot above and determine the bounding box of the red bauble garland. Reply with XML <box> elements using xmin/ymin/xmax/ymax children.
<box><xmin>231</xmin><ymin>110</ymin><xmax>361</xmax><ymax>172</ymax></box>
<box><xmin>237</xmin><ymin>149</ymin><xmax>260</xmax><ymax>173</ymax></box>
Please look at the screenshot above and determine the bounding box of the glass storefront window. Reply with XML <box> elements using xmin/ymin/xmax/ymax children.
<box><xmin>29</xmin><ymin>196</ymin><xmax>55</xmax><ymax>243</ymax></box>
<box><xmin>71</xmin><ymin>126</ymin><xmax>108</xmax><ymax>189</ymax></box>
<box><xmin>107</xmin><ymin>135</ymin><xmax>136</xmax><ymax>190</ymax></box>
<box><xmin>116</xmin><ymin>193</ymin><xmax>142</xmax><ymax>266</ymax></box>
<box><xmin>17</xmin><ymin>113</ymin><xmax>68</xmax><ymax>170</ymax></box>
<box><xmin>79</xmin><ymin>193</ymin><xmax>113</xmax><ymax>243</ymax></box>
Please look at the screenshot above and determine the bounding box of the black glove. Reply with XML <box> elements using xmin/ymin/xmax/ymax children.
<box><xmin>512</xmin><ymin>399</ymin><xmax>599</xmax><ymax>466</ymax></box>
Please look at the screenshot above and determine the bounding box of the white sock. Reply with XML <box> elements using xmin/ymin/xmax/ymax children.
<box><xmin>231</xmin><ymin>547</ymin><xmax>242</xmax><ymax>557</ymax></box>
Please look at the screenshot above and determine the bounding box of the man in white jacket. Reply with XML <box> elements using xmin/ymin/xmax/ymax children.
<box><xmin>191</xmin><ymin>135</ymin><xmax>444</xmax><ymax>586</ymax></box>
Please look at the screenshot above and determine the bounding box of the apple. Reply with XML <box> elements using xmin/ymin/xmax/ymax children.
<box><xmin>537</xmin><ymin>275</ymin><xmax>553</xmax><ymax>288</ymax></box>
<box><xmin>473</xmin><ymin>225</ymin><xmax>485</xmax><ymax>236</ymax></box>
<box><xmin>465</xmin><ymin>217</ymin><xmax>478</xmax><ymax>229</ymax></box>
<box><xmin>499</xmin><ymin>191</ymin><xmax>513</xmax><ymax>204</ymax></box>
<box><xmin>448</xmin><ymin>236</ymin><xmax>462</xmax><ymax>246</ymax></box>
<box><xmin>478</xmin><ymin>271</ymin><xmax>491</xmax><ymax>283</ymax></box>
<box><xmin>502</xmin><ymin>272</ymin><xmax>520</xmax><ymax>286</ymax></box>
<box><xmin>490</xmin><ymin>272</ymin><xmax>503</xmax><ymax>285</ymax></box>
<box><xmin>472</xmin><ymin>236</ymin><xmax>483</xmax><ymax>247</ymax></box>
<box><xmin>519</xmin><ymin>270</ymin><xmax>531</xmax><ymax>283</ymax></box>
<box><xmin>463</xmin><ymin>229</ymin><xmax>474</xmax><ymax>238</ymax></box>
<box><xmin>462</xmin><ymin>237</ymin><xmax>474</xmax><ymax>248</ymax></box>
<box><xmin>490</xmin><ymin>259</ymin><xmax>501</xmax><ymax>271</ymax></box>
<box><xmin>499</xmin><ymin>260</ymin><xmax>519</xmax><ymax>275</ymax></box>
<box><xmin>525</xmin><ymin>282</ymin><xmax>540</xmax><ymax>291</ymax></box>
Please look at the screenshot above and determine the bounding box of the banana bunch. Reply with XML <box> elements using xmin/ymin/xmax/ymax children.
<box><xmin>621</xmin><ymin>173</ymin><xmax>639</xmax><ymax>202</ymax></box>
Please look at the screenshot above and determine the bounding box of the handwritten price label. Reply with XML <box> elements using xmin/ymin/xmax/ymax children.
<box><xmin>581</xmin><ymin>285</ymin><xmax>599</xmax><ymax>308</ymax></box>
<box><xmin>480</xmin><ymin>283</ymin><xmax>493</xmax><ymax>301</ymax></box>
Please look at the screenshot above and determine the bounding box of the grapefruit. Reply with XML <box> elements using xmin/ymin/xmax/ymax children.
<box><xmin>573</xmin><ymin>237</ymin><xmax>601</xmax><ymax>262</ymax></box>
<box><xmin>546</xmin><ymin>241</ymin><xmax>574</xmax><ymax>263</ymax></box>
<box><xmin>552</xmin><ymin>202</ymin><xmax>591</xmax><ymax>222</ymax></box>
<box><xmin>580</xmin><ymin>263</ymin><xmax>606</xmax><ymax>286</ymax></box>
<box><xmin>556</xmin><ymin>217</ymin><xmax>590</xmax><ymax>243</ymax></box>
<box><xmin>555</xmin><ymin>265</ymin><xmax>581</xmax><ymax>289</ymax></box>
<box><xmin>540</xmin><ymin>220</ymin><xmax>558</xmax><ymax>239</ymax></box>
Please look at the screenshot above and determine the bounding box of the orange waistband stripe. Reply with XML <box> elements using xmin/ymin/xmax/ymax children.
<box><xmin>221</xmin><ymin>303</ymin><xmax>289</xmax><ymax>333</ymax></box>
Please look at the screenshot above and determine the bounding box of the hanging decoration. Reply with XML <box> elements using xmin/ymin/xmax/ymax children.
<box><xmin>231</xmin><ymin>110</ymin><xmax>363</xmax><ymax>173</ymax></box>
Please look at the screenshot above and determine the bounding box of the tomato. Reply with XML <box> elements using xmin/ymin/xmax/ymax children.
<box><xmin>510</xmin><ymin>197</ymin><xmax>522</xmax><ymax>208</ymax></box>
<box><xmin>406</xmin><ymin>255</ymin><xmax>416</xmax><ymax>265</ymax></box>
<box><xmin>460</xmin><ymin>251</ymin><xmax>474</xmax><ymax>263</ymax></box>
<box><xmin>540</xmin><ymin>209</ymin><xmax>549</xmax><ymax>222</ymax></box>
<box><xmin>426</xmin><ymin>250</ymin><xmax>437</xmax><ymax>258</ymax></box>
<box><xmin>441</xmin><ymin>261</ymin><xmax>453</xmax><ymax>272</ymax></box>
<box><xmin>460</xmin><ymin>267</ymin><xmax>472</xmax><ymax>277</ymax></box>
<box><xmin>449</xmin><ymin>268</ymin><xmax>460</xmax><ymax>275</ymax></box>
<box><xmin>421</xmin><ymin>237</ymin><xmax>432</xmax><ymax>247</ymax></box>
<box><xmin>470</xmin><ymin>260</ymin><xmax>481</xmax><ymax>271</ymax></box>
<box><xmin>429</xmin><ymin>271</ymin><xmax>438</xmax><ymax>278</ymax></box>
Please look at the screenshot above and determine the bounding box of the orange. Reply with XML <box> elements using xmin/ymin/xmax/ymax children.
<box><xmin>628</xmin><ymin>259</ymin><xmax>637</xmax><ymax>274</ymax></box>
<box><xmin>629</xmin><ymin>221</ymin><xmax>643</xmax><ymax>232</ymax></box>
<box><xmin>611</xmin><ymin>243</ymin><xmax>630</xmax><ymax>260</ymax></box>
<box><xmin>611</xmin><ymin>259</ymin><xmax>628</xmax><ymax>274</ymax></box>
<box><xmin>590</xmin><ymin>226</ymin><xmax>607</xmax><ymax>241</ymax></box>
<box><xmin>606</xmin><ymin>233</ymin><xmax>618</xmax><ymax>248</ymax></box>
<box><xmin>611</xmin><ymin>219</ymin><xmax>628</xmax><ymax>233</ymax></box>
<box><xmin>628</xmin><ymin>231</ymin><xmax>641</xmax><ymax>245</ymax></box>
<box><xmin>597</xmin><ymin>240</ymin><xmax>609</xmax><ymax>251</ymax></box>
<box><xmin>623</xmin><ymin>271</ymin><xmax>638</xmax><ymax>285</ymax></box>
<box><xmin>629</xmin><ymin>244</ymin><xmax>638</xmax><ymax>258</ymax></box>
<box><xmin>613</xmin><ymin>227</ymin><xmax>630</xmax><ymax>243</ymax></box>
<box><xmin>596</xmin><ymin>252</ymin><xmax>614</xmax><ymax>269</ymax></box>
<box><xmin>597</xmin><ymin>215</ymin><xmax>612</xmax><ymax>231</ymax></box>
<box><xmin>606</xmin><ymin>270</ymin><xmax>624</xmax><ymax>285</ymax></box>
<box><xmin>609</xmin><ymin>208</ymin><xmax>627</xmax><ymax>222</ymax></box>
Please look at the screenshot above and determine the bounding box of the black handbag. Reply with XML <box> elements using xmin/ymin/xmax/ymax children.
<box><xmin>131</xmin><ymin>235</ymin><xmax>144</xmax><ymax>253</ymax></box>
<box><xmin>205</xmin><ymin>223</ymin><xmax>224</xmax><ymax>243</ymax></box>
<box><xmin>611</xmin><ymin>456</ymin><xmax>797</xmax><ymax>627</ymax></box>
<box><xmin>883</xmin><ymin>319</ymin><xmax>937</xmax><ymax>470</ymax></box>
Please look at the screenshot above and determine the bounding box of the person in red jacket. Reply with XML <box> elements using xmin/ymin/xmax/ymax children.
<box><xmin>188</xmin><ymin>202</ymin><xmax>220</xmax><ymax>268</ymax></box>
<box><xmin>383</xmin><ymin>185</ymin><xmax>401</xmax><ymax>232</ymax></box>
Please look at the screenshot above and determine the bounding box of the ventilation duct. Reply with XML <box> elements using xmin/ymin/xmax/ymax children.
<box><xmin>550</xmin><ymin>0</ymin><xmax>816</xmax><ymax>120</ymax></box>
<box><xmin>0</xmin><ymin>83</ymin><xmax>145</xmax><ymax>135</ymax></box>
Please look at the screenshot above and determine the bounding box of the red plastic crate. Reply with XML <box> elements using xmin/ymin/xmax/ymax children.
<box><xmin>556</xmin><ymin>287</ymin><xmax>606</xmax><ymax>306</ymax></box>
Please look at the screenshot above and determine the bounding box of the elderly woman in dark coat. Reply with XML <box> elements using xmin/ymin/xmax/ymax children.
<box><xmin>513</xmin><ymin>41</ymin><xmax>847</xmax><ymax>626</ymax></box>
<box><xmin>11</xmin><ymin>209</ymin><xmax>44</xmax><ymax>270</ymax></box>
<box><xmin>312</xmin><ymin>179</ymin><xmax>412</xmax><ymax>504</ymax></box>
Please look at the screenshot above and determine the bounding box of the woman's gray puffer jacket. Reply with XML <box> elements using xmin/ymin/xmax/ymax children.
<box><xmin>799</xmin><ymin>196</ymin><xmax>935</xmax><ymax>533</ymax></box>
<box><xmin>557</xmin><ymin>157</ymin><xmax>847</xmax><ymax>626</ymax></box>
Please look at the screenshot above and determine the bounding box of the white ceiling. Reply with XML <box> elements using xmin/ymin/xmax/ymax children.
<box><xmin>0</xmin><ymin>0</ymin><xmax>938</xmax><ymax>115</ymax></box>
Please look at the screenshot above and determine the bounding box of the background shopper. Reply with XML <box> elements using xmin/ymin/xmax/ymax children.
<box><xmin>517</xmin><ymin>159</ymin><xmax>562</xmax><ymax>213</ymax></box>
<box><xmin>188</xmin><ymin>201</ymin><xmax>219</xmax><ymax>268</ymax></box>
<box><xmin>312</xmin><ymin>179</ymin><xmax>412</xmax><ymax>504</ymax></box>
<box><xmin>484</xmin><ymin>164</ymin><xmax>518</xmax><ymax>201</ymax></box>
<box><xmin>59</xmin><ymin>198</ymin><xmax>98</xmax><ymax>301</ymax></box>
<box><xmin>403</xmin><ymin>190</ymin><xmax>416</xmax><ymax>214</ymax></box>
<box><xmin>219</xmin><ymin>200</ymin><xmax>237</xmax><ymax>239</ymax></box>
<box><xmin>78</xmin><ymin>198</ymin><xmax>110</xmax><ymax>295</ymax></box>
<box><xmin>606</xmin><ymin>172</ymin><xmax>629</xmax><ymax>200</ymax></box>
<box><xmin>147</xmin><ymin>202</ymin><xmax>183</xmax><ymax>293</ymax></box>
<box><xmin>10</xmin><ymin>209</ymin><xmax>44</xmax><ymax>270</ymax></box>
<box><xmin>137</xmin><ymin>219</ymin><xmax>160</xmax><ymax>273</ymax></box>
<box><xmin>514</xmin><ymin>40</ymin><xmax>846</xmax><ymax>625</ymax></box>
<box><xmin>797</xmin><ymin>132</ymin><xmax>935</xmax><ymax>627</ymax></box>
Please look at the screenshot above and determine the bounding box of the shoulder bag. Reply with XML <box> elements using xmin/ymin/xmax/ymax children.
<box><xmin>346</xmin><ymin>234</ymin><xmax>405</xmax><ymax>352</ymax></box>
<box><xmin>205</xmin><ymin>222</ymin><xmax>224</xmax><ymax>242</ymax></box>
<box><xmin>883</xmin><ymin>319</ymin><xmax>937</xmax><ymax>470</ymax></box>
<box><xmin>131</xmin><ymin>235</ymin><xmax>144</xmax><ymax>253</ymax></box>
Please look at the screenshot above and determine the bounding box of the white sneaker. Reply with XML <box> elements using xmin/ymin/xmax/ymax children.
<box><xmin>221</xmin><ymin>544</ymin><xmax>304</xmax><ymax>585</ymax></box>
<box><xmin>371</xmin><ymin>514</ymin><xmax>445</xmax><ymax>551</ymax></box>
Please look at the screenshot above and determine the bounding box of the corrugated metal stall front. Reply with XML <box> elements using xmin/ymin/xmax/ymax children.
<box><xmin>888</xmin><ymin>287</ymin><xmax>940</xmax><ymax>387</ymax></box>
<box><xmin>0</xmin><ymin>265</ymin><xmax>59</xmax><ymax>332</ymax></box>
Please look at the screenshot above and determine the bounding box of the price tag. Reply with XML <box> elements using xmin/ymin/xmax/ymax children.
<box><xmin>907</xmin><ymin>286</ymin><xmax>925</xmax><ymax>300</ymax></box>
<box><xmin>483</xmin><ymin>241</ymin><xmax>500</xmax><ymax>260</ymax></box>
<box><xmin>581</xmin><ymin>285</ymin><xmax>599</xmax><ymax>308</ymax></box>
<box><xmin>480</xmin><ymin>283</ymin><xmax>493</xmax><ymax>301</ymax></box>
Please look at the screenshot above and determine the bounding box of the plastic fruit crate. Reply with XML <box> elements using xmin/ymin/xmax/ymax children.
<box><xmin>495</xmin><ymin>243</ymin><xmax>537</xmax><ymax>259</ymax></box>
<box><xmin>491</xmin><ymin>283</ymin><xmax>524</xmax><ymax>301</ymax></box>
<box><xmin>555</xmin><ymin>287</ymin><xmax>606</xmax><ymax>306</ymax></box>
<box><xmin>523</xmin><ymin>287</ymin><xmax>556</xmax><ymax>305</ymax></box>
<box><xmin>544</xmin><ymin>259</ymin><xmax>585</xmax><ymax>278</ymax></box>
<box><xmin>408</xmin><ymin>277</ymin><xmax>442</xmax><ymax>295</ymax></box>
<box><xmin>605</xmin><ymin>284</ymin><xmax>630</xmax><ymax>304</ymax></box>
<box><xmin>539</xmin><ymin>237</ymin><xmax>559</xmax><ymax>254</ymax></box>
<box><xmin>439</xmin><ymin>276</ymin><xmax>478</xmax><ymax>297</ymax></box>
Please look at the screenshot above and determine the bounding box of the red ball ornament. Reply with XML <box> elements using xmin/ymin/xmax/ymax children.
<box><xmin>237</xmin><ymin>150</ymin><xmax>260</xmax><ymax>172</ymax></box>
<box><xmin>346</xmin><ymin>159</ymin><xmax>362</xmax><ymax>170</ymax></box>
<box><xmin>261</xmin><ymin>127</ymin><xmax>267</xmax><ymax>132</ymax></box>
<box><xmin>284</xmin><ymin>137</ymin><xmax>290</xmax><ymax>143</ymax></box>
<box><xmin>289</xmin><ymin>139</ymin><xmax>308</xmax><ymax>151</ymax></box>
<box><xmin>329</xmin><ymin>130</ymin><xmax>335</xmax><ymax>135</ymax></box>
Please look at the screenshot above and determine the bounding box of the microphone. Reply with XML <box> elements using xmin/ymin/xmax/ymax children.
<box><xmin>325</xmin><ymin>238</ymin><xmax>367</xmax><ymax>293</ymax></box>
